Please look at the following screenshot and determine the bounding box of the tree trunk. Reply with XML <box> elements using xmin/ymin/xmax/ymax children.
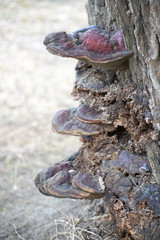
<box><xmin>85</xmin><ymin>0</ymin><xmax>160</xmax><ymax>239</ymax></box>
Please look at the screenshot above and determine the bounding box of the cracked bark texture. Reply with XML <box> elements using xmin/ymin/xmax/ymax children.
<box><xmin>86</xmin><ymin>0</ymin><xmax>160</xmax><ymax>239</ymax></box>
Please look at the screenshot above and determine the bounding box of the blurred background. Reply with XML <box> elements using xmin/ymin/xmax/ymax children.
<box><xmin>0</xmin><ymin>0</ymin><xmax>88</xmax><ymax>239</ymax></box>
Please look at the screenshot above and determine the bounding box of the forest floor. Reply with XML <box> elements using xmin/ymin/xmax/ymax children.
<box><xmin>0</xmin><ymin>1</ymin><xmax>98</xmax><ymax>239</ymax></box>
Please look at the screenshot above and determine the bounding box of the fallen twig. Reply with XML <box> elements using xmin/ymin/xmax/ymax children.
<box><xmin>9</xmin><ymin>222</ymin><xmax>26</xmax><ymax>240</ymax></box>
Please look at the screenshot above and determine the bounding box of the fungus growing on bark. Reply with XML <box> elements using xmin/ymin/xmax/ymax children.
<box><xmin>72</xmin><ymin>172</ymin><xmax>105</xmax><ymax>195</ymax></box>
<box><xmin>35</xmin><ymin>161</ymin><xmax>73</xmax><ymax>189</ymax></box>
<box><xmin>35</xmin><ymin>15</ymin><xmax>160</xmax><ymax>239</ymax></box>
<box><xmin>37</xmin><ymin>170</ymin><xmax>92</xmax><ymax>199</ymax></box>
<box><xmin>44</xmin><ymin>26</ymin><xmax>132</xmax><ymax>70</ymax></box>
<box><xmin>52</xmin><ymin>107</ymin><xmax>114</xmax><ymax>135</ymax></box>
<box><xmin>34</xmin><ymin>152</ymin><xmax>89</xmax><ymax>199</ymax></box>
<box><xmin>77</xmin><ymin>104</ymin><xmax>103</xmax><ymax>123</ymax></box>
<box><xmin>35</xmin><ymin>152</ymin><xmax>79</xmax><ymax>189</ymax></box>
<box><xmin>35</xmin><ymin>152</ymin><xmax>105</xmax><ymax>200</ymax></box>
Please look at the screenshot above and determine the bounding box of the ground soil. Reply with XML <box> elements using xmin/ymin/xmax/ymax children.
<box><xmin>0</xmin><ymin>1</ymin><xmax>98</xmax><ymax>239</ymax></box>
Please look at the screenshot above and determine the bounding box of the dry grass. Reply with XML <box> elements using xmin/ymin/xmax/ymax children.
<box><xmin>50</xmin><ymin>205</ymin><xmax>118</xmax><ymax>240</ymax></box>
<box><xmin>53</xmin><ymin>218</ymin><xmax>103</xmax><ymax>240</ymax></box>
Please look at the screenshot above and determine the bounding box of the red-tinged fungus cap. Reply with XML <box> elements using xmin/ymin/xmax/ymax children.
<box><xmin>35</xmin><ymin>162</ymin><xmax>73</xmax><ymax>189</ymax></box>
<box><xmin>52</xmin><ymin>108</ymin><xmax>105</xmax><ymax>136</ymax></box>
<box><xmin>34</xmin><ymin>150</ymin><xmax>105</xmax><ymax>200</ymax></box>
<box><xmin>72</xmin><ymin>173</ymin><xmax>105</xmax><ymax>195</ymax></box>
<box><xmin>34</xmin><ymin>151</ymin><xmax>79</xmax><ymax>189</ymax></box>
<box><xmin>38</xmin><ymin>170</ymin><xmax>92</xmax><ymax>199</ymax></box>
<box><xmin>44</xmin><ymin>26</ymin><xmax>132</xmax><ymax>70</ymax></box>
<box><xmin>77</xmin><ymin>104</ymin><xmax>102</xmax><ymax>123</ymax></box>
<box><xmin>36</xmin><ymin>169</ymin><xmax>104</xmax><ymax>200</ymax></box>
<box><xmin>77</xmin><ymin>104</ymin><xmax>116</xmax><ymax>131</ymax></box>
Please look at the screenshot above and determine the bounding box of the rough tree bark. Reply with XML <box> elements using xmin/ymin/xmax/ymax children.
<box><xmin>85</xmin><ymin>0</ymin><xmax>160</xmax><ymax>239</ymax></box>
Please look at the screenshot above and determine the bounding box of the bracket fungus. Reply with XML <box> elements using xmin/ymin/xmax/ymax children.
<box><xmin>35</xmin><ymin>152</ymin><xmax>105</xmax><ymax>200</ymax></box>
<box><xmin>77</xmin><ymin>104</ymin><xmax>103</xmax><ymax>123</ymax></box>
<box><xmin>52</xmin><ymin>107</ymin><xmax>115</xmax><ymax>136</ymax></box>
<box><xmin>72</xmin><ymin>172</ymin><xmax>105</xmax><ymax>195</ymax></box>
<box><xmin>35</xmin><ymin>161</ymin><xmax>73</xmax><ymax>190</ymax></box>
<box><xmin>37</xmin><ymin>170</ymin><xmax>92</xmax><ymax>199</ymax></box>
<box><xmin>44</xmin><ymin>26</ymin><xmax>132</xmax><ymax>70</ymax></box>
<box><xmin>35</xmin><ymin>25</ymin><xmax>160</xmax><ymax>239</ymax></box>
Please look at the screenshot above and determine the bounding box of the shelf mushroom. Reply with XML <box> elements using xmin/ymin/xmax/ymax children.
<box><xmin>72</xmin><ymin>172</ymin><xmax>105</xmax><ymax>195</ymax></box>
<box><xmin>35</xmin><ymin>152</ymin><xmax>105</xmax><ymax>200</ymax></box>
<box><xmin>44</xmin><ymin>26</ymin><xmax>132</xmax><ymax>70</ymax></box>
<box><xmin>52</xmin><ymin>107</ymin><xmax>115</xmax><ymax>136</ymax></box>
<box><xmin>77</xmin><ymin>104</ymin><xmax>103</xmax><ymax>123</ymax></box>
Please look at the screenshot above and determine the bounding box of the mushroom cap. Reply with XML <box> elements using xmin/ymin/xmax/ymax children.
<box><xmin>35</xmin><ymin>151</ymin><xmax>105</xmax><ymax>200</ymax></box>
<box><xmin>34</xmin><ymin>151</ymin><xmax>90</xmax><ymax>199</ymax></box>
<box><xmin>72</xmin><ymin>173</ymin><xmax>105</xmax><ymax>194</ymax></box>
<box><xmin>35</xmin><ymin>162</ymin><xmax>73</xmax><ymax>189</ymax></box>
<box><xmin>52</xmin><ymin>108</ymin><xmax>105</xmax><ymax>136</ymax></box>
<box><xmin>77</xmin><ymin>104</ymin><xmax>103</xmax><ymax>123</ymax></box>
<box><xmin>44</xmin><ymin>27</ymin><xmax>132</xmax><ymax>70</ymax></box>
<box><xmin>38</xmin><ymin>170</ymin><xmax>91</xmax><ymax>199</ymax></box>
<box><xmin>34</xmin><ymin>151</ymin><xmax>79</xmax><ymax>189</ymax></box>
<box><xmin>77</xmin><ymin>104</ymin><xmax>116</xmax><ymax>130</ymax></box>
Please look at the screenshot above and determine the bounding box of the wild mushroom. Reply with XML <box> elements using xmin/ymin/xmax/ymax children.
<box><xmin>72</xmin><ymin>172</ymin><xmax>105</xmax><ymax>195</ymax></box>
<box><xmin>35</xmin><ymin>152</ymin><xmax>90</xmax><ymax>199</ymax></box>
<box><xmin>35</xmin><ymin>152</ymin><xmax>105</xmax><ymax>200</ymax></box>
<box><xmin>77</xmin><ymin>104</ymin><xmax>103</xmax><ymax>123</ymax></box>
<box><xmin>35</xmin><ymin>151</ymin><xmax>79</xmax><ymax>189</ymax></box>
<box><xmin>44</xmin><ymin>26</ymin><xmax>132</xmax><ymax>70</ymax></box>
<box><xmin>37</xmin><ymin>170</ymin><xmax>92</xmax><ymax>199</ymax></box>
<box><xmin>52</xmin><ymin>107</ymin><xmax>107</xmax><ymax>135</ymax></box>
